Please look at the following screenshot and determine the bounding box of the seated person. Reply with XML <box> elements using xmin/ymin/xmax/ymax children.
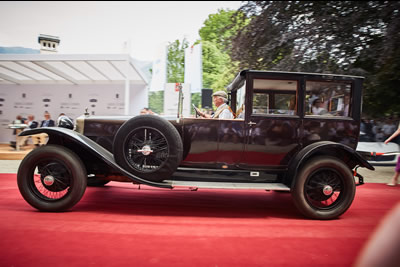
<box><xmin>40</xmin><ymin>111</ymin><xmax>55</xmax><ymax>127</ymax></box>
<box><xmin>312</xmin><ymin>98</ymin><xmax>328</xmax><ymax>115</ymax></box>
<box><xmin>197</xmin><ymin>91</ymin><xmax>234</xmax><ymax>119</ymax></box>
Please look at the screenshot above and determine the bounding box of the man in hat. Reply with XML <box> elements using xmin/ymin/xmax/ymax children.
<box><xmin>197</xmin><ymin>90</ymin><xmax>234</xmax><ymax>119</ymax></box>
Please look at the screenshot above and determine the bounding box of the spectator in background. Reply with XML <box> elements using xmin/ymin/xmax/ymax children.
<box><xmin>375</xmin><ymin>128</ymin><xmax>385</xmax><ymax>142</ymax></box>
<box><xmin>382</xmin><ymin>118</ymin><xmax>396</xmax><ymax>140</ymax></box>
<box><xmin>40</xmin><ymin>111</ymin><xmax>55</xmax><ymax>127</ymax></box>
<box><xmin>11</xmin><ymin>115</ymin><xmax>24</xmax><ymax>135</ymax></box>
<box><xmin>25</xmin><ymin>115</ymin><xmax>39</xmax><ymax>129</ymax></box>
<box><xmin>364</xmin><ymin>119</ymin><xmax>375</xmax><ymax>140</ymax></box>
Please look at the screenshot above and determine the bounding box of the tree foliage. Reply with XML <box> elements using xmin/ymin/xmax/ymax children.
<box><xmin>167</xmin><ymin>39</ymin><xmax>188</xmax><ymax>83</ymax></box>
<box><xmin>148</xmin><ymin>90</ymin><xmax>164</xmax><ymax>114</ymax></box>
<box><xmin>201</xmin><ymin>40</ymin><xmax>231</xmax><ymax>89</ymax></box>
<box><xmin>231</xmin><ymin>1</ymin><xmax>400</xmax><ymax>117</ymax></box>
<box><xmin>149</xmin><ymin>39</ymin><xmax>188</xmax><ymax>114</ymax></box>
<box><xmin>199</xmin><ymin>9</ymin><xmax>248</xmax><ymax>51</ymax></box>
<box><xmin>198</xmin><ymin>9</ymin><xmax>247</xmax><ymax>94</ymax></box>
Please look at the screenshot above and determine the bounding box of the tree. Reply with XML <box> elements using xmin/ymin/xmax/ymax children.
<box><xmin>198</xmin><ymin>9</ymin><xmax>247</xmax><ymax>95</ymax></box>
<box><xmin>148</xmin><ymin>91</ymin><xmax>164</xmax><ymax>115</ymax></box>
<box><xmin>167</xmin><ymin>39</ymin><xmax>188</xmax><ymax>83</ymax></box>
<box><xmin>199</xmin><ymin>9</ymin><xmax>247</xmax><ymax>51</ymax></box>
<box><xmin>231</xmin><ymin>1</ymin><xmax>400</xmax><ymax>117</ymax></box>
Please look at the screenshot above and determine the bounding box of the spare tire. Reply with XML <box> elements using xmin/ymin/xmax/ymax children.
<box><xmin>113</xmin><ymin>115</ymin><xmax>183</xmax><ymax>182</ymax></box>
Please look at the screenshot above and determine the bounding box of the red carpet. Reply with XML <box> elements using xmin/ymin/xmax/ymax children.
<box><xmin>0</xmin><ymin>173</ymin><xmax>399</xmax><ymax>267</ymax></box>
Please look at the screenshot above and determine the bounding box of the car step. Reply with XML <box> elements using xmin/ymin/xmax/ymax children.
<box><xmin>164</xmin><ymin>180</ymin><xmax>290</xmax><ymax>191</ymax></box>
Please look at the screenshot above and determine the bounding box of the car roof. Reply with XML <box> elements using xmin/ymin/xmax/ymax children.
<box><xmin>226</xmin><ymin>69</ymin><xmax>364</xmax><ymax>92</ymax></box>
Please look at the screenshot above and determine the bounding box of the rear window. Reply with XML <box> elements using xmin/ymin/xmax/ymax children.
<box><xmin>305</xmin><ymin>80</ymin><xmax>352</xmax><ymax>117</ymax></box>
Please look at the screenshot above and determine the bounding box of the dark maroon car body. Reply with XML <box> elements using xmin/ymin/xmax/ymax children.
<box><xmin>17</xmin><ymin>70</ymin><xmax>374</xmax><ymax>219</ymax></box>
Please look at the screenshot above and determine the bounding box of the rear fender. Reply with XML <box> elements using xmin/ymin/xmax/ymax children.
<box><xmin>19</xmin><ymin>128</ymin><xmax>172</xmax><ymax>188</ymax></box>
<box><xmin>286</xmin><ymin>141</ymin><xmax>374</xmax><ymax>188</ymax></box>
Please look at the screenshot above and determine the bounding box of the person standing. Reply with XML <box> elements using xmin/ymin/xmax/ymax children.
<box><xmin>384</xmin><ymin>123</ymin><xmax>400</xmax><ymax>186</ymax></box>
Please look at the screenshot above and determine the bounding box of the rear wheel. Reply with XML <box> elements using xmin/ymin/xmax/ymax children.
<box><xmin>17</xmin><ymin>145</ymin><xmax>87</xmax><ymax>211</ymax></box>
<box><xmin>292</xmin><ymin>156</ymin><xmax>355</xmax><ymax>220</ymax></box>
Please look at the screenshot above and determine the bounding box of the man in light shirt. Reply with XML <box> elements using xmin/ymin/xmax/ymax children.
<box><xmin>197</xmin><ymin>91</ymin><xmax>234</xmax><ymax>119</ymax></box>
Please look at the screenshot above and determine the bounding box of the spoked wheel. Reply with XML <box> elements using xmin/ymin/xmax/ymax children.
<box><xmin>292</xmin><ymin>156</ymin><xmax>355</xmax><ymax>220</ymax></box>
<box><xmin>113</xmin><ymin>115</ymin><xmax>183</xmax><ymax>182</ymax></box>
<box><xmin>125</xmin><ymin>127</ymin><xmax>169</xmax><ymax>173</ymax></box>
<box><xmin>17</xmin><ymin>145</ymin><xmax>87</xmax><ymax>211</ymax></box>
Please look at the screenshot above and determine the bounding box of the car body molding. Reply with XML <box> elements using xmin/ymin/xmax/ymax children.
<box><xmin>19</xmin><ymin>127</ymin><xmax>173</xmax><ymax>188</ymax></box>
<box><xmin>287</xmin><ymin>141</ymin><xmax>374</xmax><ymax>188</ymax></box>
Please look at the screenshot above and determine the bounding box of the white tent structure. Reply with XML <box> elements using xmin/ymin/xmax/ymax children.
<box><xmin>0</xmin><ymin>54</ymin><xmax>148</xmax><ymax>143</ymax></box>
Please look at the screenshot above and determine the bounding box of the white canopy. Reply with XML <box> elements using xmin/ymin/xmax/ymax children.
<box><xmin>0</xmin><ymin>54</ymin><xmax>147</xmax><ymax>85</ymax></box>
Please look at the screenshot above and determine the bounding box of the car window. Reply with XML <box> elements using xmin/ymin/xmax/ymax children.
<box><xmin>235</xmin><ymin>82</ymin><xmax>246</xmax><ymax>119</ymax></box>
<box><xmin>251</xmin><ymin>79</ymin><xmax>298</xmax><ymax>116</ymax></box>
<box><xmin>305</xmin><ymin>80</ymin><xmax>352</xmax><ymax>117</ymax></box>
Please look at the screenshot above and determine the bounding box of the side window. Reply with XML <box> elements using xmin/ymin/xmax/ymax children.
<box><xmin>305</xmin><ymin>80</ymin><xmax>352</xmax><ymax>117</ymax></box>
<box><xmin>252</xmin><ymin>79</ymin><xmax>298</xmax><ymax>115</ymax></box>
<box><xmin>235</xmin><ymin>82</ymin><xmax>246</xmax><ymax>119</ymax></box>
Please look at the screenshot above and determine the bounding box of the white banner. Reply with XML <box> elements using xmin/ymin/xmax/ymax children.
<box><xmin>149</xmin><ymin>44</ymin><xmax>167</xmax><ymax>92</ymax></box>
<box><xmin>184</xmin><ymin>43</ymin><xmax>203</xmax><ymax>93</ymax></box>
<box><xmin>0</xmin><ymin>83</ymin><xmax>147</xmax><ymax>143</ymax></box>
<box><xmin>163</xmin><ymin>83</ymin><xmax>191</xmax><ymax>117</ymax></box>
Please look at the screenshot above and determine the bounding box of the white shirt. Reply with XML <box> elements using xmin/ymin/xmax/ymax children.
<box><xmin>212</xmin><ymin>103</ymin><xmax>234</xmax><ymax>119</ymax></box>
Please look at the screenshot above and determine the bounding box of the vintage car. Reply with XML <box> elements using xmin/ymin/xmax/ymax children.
<box><xmin>17</xmin><ymin>70</ymin><xmax>374</xmax><ymax>220</ymax></box>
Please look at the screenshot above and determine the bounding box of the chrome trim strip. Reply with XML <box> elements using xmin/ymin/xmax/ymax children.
<box><xmin>165</xmin><ymin>180</ymin><xmax>290</xmax><ymax>191</ymax></box>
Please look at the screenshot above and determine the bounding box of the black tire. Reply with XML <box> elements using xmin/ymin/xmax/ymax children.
<box><xmin>291</xmin><ymin>156</ymin><xmax>355</xmax><ymax>220</ymax></box>
<box><xmin>17</xmin><ymin>145</ymin><xmax>87</xmax><ymax>212</ymax></box>
<box><xmin>113</xmin><ymin>115</ymin><xmax>183</xmax><ymax>182</ymax></box>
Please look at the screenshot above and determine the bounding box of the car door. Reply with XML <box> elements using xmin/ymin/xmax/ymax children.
<box><xmin>241</xmin><ymin>73</ymin><xmax>302</xmax><ymax>169</ymax></box>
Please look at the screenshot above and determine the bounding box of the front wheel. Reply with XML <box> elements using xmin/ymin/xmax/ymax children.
<box><xmin>291</xmin><ymin>156</ymin><xmax>355</xmax><ymax>220</ymax></box>
<box><xmin>17</xmin><ymin>145</ymin><xmax>87</xmax><ymax>211</ymax></box>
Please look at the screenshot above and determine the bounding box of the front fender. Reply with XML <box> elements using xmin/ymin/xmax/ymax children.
<box><xmin>286</xmin><ymin>141</ymin><xmax>374</xmax><ymax>187</ymax></box>
<box><xmin>19</xmin><ymin>127</ymin><xmax>172</xmax><ymax>188</ymax></box>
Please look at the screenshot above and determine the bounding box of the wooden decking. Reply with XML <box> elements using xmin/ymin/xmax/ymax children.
<box><xmin>0</xmin><ymin>144</ymin><xmax>34</xmax><ymax>160</ymax></box>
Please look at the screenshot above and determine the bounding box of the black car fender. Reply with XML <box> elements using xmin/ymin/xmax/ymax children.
<box><xmin>19</xmin><ymin>127</ymin><xmax>173</xmax><ymax>188</ymax></box>
<box><xmin>286</xmin><ymin>141</ymin><xmax>374</xmax><ymax>188</ymax></box>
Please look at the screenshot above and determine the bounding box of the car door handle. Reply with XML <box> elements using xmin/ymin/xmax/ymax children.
<box><xmin>248</xmin><ymin>121</ymin><xmax>256</xmax><ymax>126</ymax></box>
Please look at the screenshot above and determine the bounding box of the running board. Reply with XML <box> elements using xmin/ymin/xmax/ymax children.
<box><xmin>164</xmin><ymin>180</ymin><xmax>290</xmax><ymax>191</ymax></box>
